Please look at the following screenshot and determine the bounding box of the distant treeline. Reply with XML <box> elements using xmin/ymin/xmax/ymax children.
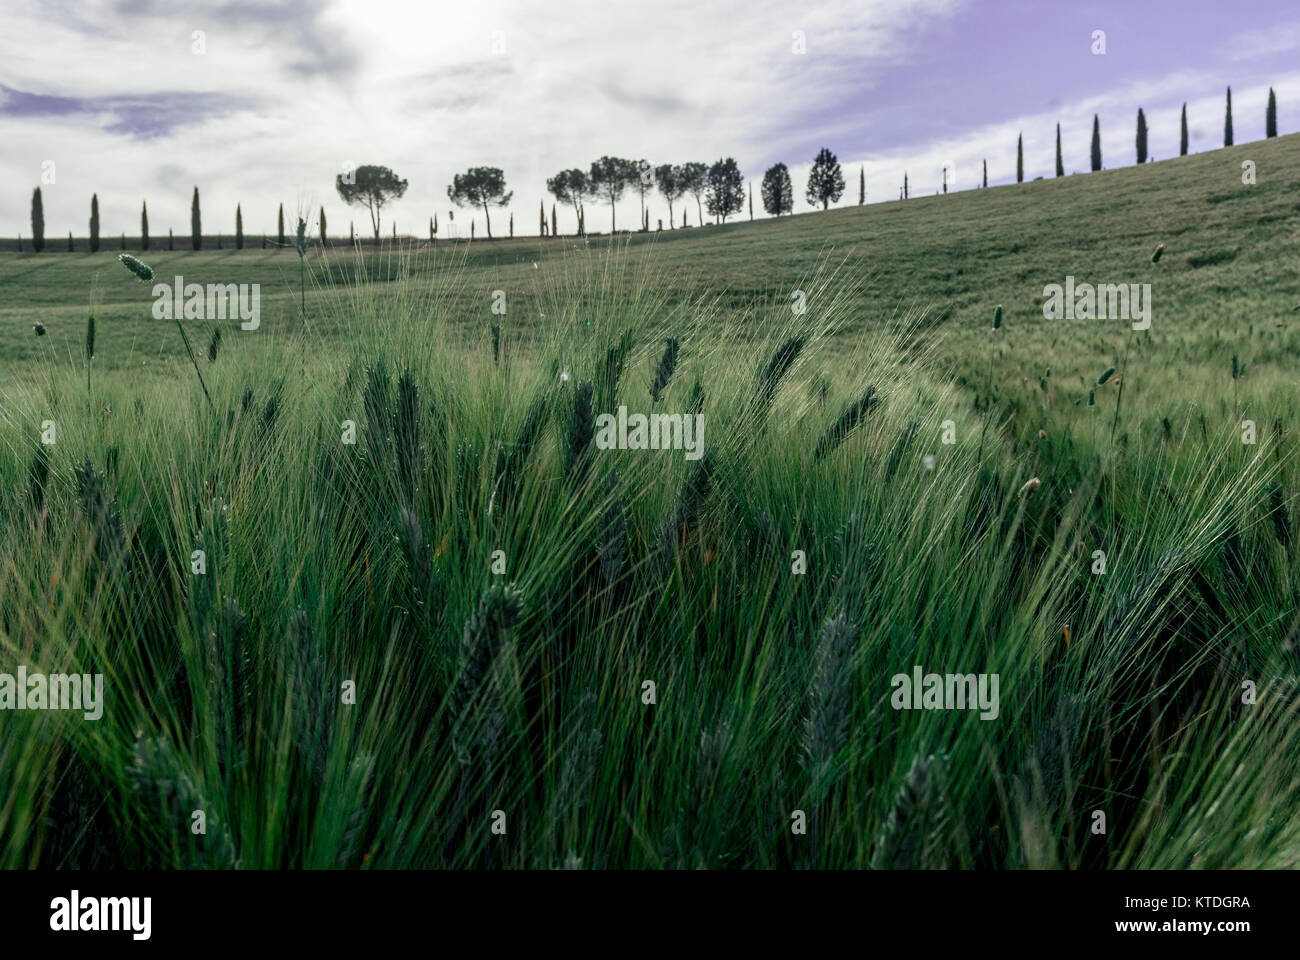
<box><xmin>8</xmin><ymin>85</ymin><xmax>1278</xmax><ymax>251</ymax></box>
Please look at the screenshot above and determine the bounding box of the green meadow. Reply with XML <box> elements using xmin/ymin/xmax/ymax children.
<box><xmin>0</xmin><ymin>134</ymin><xmax>1296</xmax><ymax>869</ymax></box>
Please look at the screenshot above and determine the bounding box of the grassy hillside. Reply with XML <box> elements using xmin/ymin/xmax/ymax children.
<box><xmin>0</xmin><ymin>135</ymin><xmax>1296</xmax><ymax>870</ymax></box>
<box><xmin>4</xmin><ymin>133</ymin><xmax>1298</xmax><ymax>406</ymax></box>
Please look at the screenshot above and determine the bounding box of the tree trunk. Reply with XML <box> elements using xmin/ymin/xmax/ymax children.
<box><xmin>668</xmin><ymin>200</ymin><xmax>674</xmax><ymax>228</ymax></box>
<box><xmin>483</xmin><ymin>202</ymin><xmax>492</xmax><ymax>239</ymax></box>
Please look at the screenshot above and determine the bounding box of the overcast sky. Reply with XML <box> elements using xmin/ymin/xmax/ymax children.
<box><xmin>2</xmin><ymin>0</ymin><xmax>1299</xmax><ymax>240</ymax></box>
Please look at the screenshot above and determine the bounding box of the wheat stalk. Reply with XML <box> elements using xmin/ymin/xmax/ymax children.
<box><xmin>599</xmin><ymin>471</ymin><xmax>627</xmax><ymax>586</ymax></box>
<box><xmin>815</xmin><ymin>386</ymin><xmax>879</xmax><ymax>459</ymax></box>
<box><xmin>127</xmin><ymin>733</ymin><xmax>239</xmax><ymax>868</ymax></box>
<box><xmin>649</xmin><ymin>337</ymin><xmax>680</xmax><ymax>403</ymax></box>
<box><xmin>654</xmin><ymin>446</ymin><xmax>715</xmax><ymax>566</ymax></box>
<box><xmin>451</xmin><ymin>584</ymin><xmax>523</xmax><ymax>766</ymax></box>
<box><xmin>1267</xmin><ymin>481</ymin><xmax>1292</xmax><ymax>550</ymax></box>
<box><xmin>118</xmin><ymin>255</ymin><xmax>213</xmax><ymax>413</ymax></box>
<box><xmin>335</xmin><ymin>752</ymin><xmax>375</xmax><ymax>868</ymax></box>
<box><xmin>800</xmin><ymin>612</ymin><xmax>856</xmax><ymax>798</ymax></box>
<box><xmin>751</xmin><ymin>336</ymin><xmax>805</xmax><ymax>422</ymax></box>
<box><xmin>871</xmin><ymin>753</ymin><xmax>949</xmax><ymax>869</ymax></box>
<box><xmin>393</xmin><ymin>369</ymin><xmax>423</xmax><ymax>495</ymax></box>
<box><xmin>290</xmin><ymin>605</ymin><xmax>333</xmax><ymax>791</ymax></box>
<box><xmin>566</xmin><ymin>378</ymin><xmax>595</xmax><ymax>480</ymax></box>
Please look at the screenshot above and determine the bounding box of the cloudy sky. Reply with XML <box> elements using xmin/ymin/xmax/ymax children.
<box><xmin>2</xmin><ymin>0</ymin><xmax>1298</xmax><ymax>240</ymax></box>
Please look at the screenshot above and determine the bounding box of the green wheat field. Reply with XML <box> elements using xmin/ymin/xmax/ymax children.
<box><xmin>0</xmin><ymin>134</ymin><xmax>1297</xmax><ymax>869</ymax></box>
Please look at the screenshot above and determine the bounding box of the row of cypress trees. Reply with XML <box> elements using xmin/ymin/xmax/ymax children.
<box><xmin>1010</xmin><ymin>85</ymin><xmax>1277</xmax><ymax>184</ymax></box>
<box><xmin>21</xmin><ymin>190</ymin><xmax>175</xmax><ymax>254</ymax></box>
<box><xmin>15</xmin><ymin>85</ymin><xmax>1287</xmax><ymax>249</ymax></box>
<box><xmin>23</xmin><ymin>189</ymin><xmax>338</xmax><ymax>252</ymax></box>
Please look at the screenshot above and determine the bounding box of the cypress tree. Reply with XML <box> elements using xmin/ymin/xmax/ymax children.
<box><xmin>1055</xmin><ymin>123</ymin><xmax>1064</xmax><ymax>176</ymax></box>
<box><xmin>278</xmin><ymin>204</ymin><xmax>285</xmax><ymax>246</ymax></box>
<box><xmin>1225</xmin><ymin>86</ymin><xmax>1233</xmax><ymax>146</ymax></box>
<box><xmin>235</xmin><ymin>204</ymin><xmax>244</xmax><ymax>249</ymax></box>
<box><xmin>539</xmin><ymin>200</ymin><xmax>545</xmax><ymax>236</ymax></box>
<box><xmin>1016</xmin><ymin>133</ymin><xmax>1023</xmax><ymax>183</ymax></box>
<box><xmin>1267</xmin><ymin>87</ymin><xmax>1277</xmax><ymax>138</ymax></box>
<box><xmin>903</xmin><ymin>172</ymin><xmax>908</xmax><ymax>199</ymax></box>
<box><xmin>858</xmin><ymin>167</ymin><xmax>865</xmax><ymax>204</ymax></box>
<box><xmin>1136</xmin><ymin>108</ymin><xmax>1148</xmax><ymax>163</ymax></box>
<box><xmin>67</xmin><ymin>231</ymin><xmax>74</xmax><ymax>252</ymax></box>
<box><xmin>509</xmin><ymin>212</ymin><xmax>514</xmax><ymax>237</ymax></box>
<box><xmin>168</xmin><ymin>228</ymin><xmax>174</xmax><ymax>251</ymax></box>
<box><xmin>350</xmin><ymin>221</ymin><xmax>354</xmax><ymax>245</ymax></box>
<box><xmin>1090</xmin><ymin>115</ymin><xmax>1102</xmax><ymax>171</ymax></box>
<box><xmin>982</xmin><ymin>159</ymin><xmax>987</xmax><ymax>188</ymax></box>
<box><xmin>191</xmin><ymin>187</ymin><xmax>202</xmax><ymax>250</ymax></box>
<box><xmin>1180</xmin><ymin>103</ymin><xmax>1188</xmax><ymax>156</ymax></box>
<box><xmin>89</xmin><ymin>193</ymin><xmax>100</xmax><ymax>253</ymax></box>
<box><xmin>320</xmin><ymin>206</ymin><xmax>327</xmax><ymax>246</ymax></box>
<box><xmin>942</xmin><ymin>166</ymin><xmax>947</xmax><ymax>193</ymax></box>
<box><xmin>141</xmin><ymin>200</ymin><xmax>149</xmax><ymax>249</ymax></box>
<box><xmin>120</xmin><ymin>233</ymin><xmax>126</xmax><ymax>250</ymax></box>
<box><xmin>551</xmin><ymin>204</ymin><xmax>557</xmax><ymax>237</ymax></box>
<box><xmin>31</xmin><ymin>188</ymin><xmax>45</xmax><ymax>253</ymax></box>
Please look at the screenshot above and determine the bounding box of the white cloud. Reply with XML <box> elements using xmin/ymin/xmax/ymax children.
<box><xmin>1225</xmin><ymin>20</ymin><xmax>1300</xmax><ymax>61</ymax></box>
<box><xmin>2</xmin><ymin>0</ymin><xmax>1297</xmax><ymax>240</ymax></box>
<box><xmin>0</xmin><ymin>0</ymin><xmax>962</xmax><ymax>236</ymax></box>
